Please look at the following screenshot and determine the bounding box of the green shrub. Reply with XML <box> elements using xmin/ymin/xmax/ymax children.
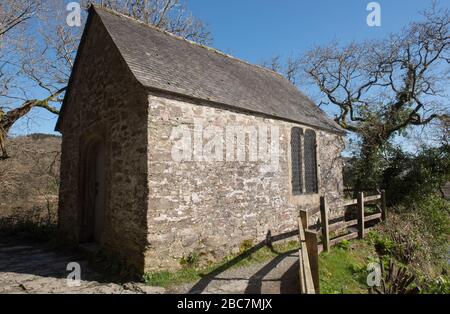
<box><xmin>239</xmin><ymin>239</ymin><xmax>254</xmax><ymax>253</ymax></box>
<box><xmin>336</xmin><ymin>239</ymin><xmax>351</xmax><ymax>251</ymax></box>
<box><xmin>414</xmin><ymin>195</ymin><xmax>450</xmax><ymax>242</ymax></box>
<box><xmin>420</xmin><ymin>276</ymin><xmax>450</xmax><ymax>294</ymax></box>
<box><xmin>373</xmin><ymin>195</ymin><xmax>449</xmax><ymax>277</ymax></box>
<box><xmin>180</xmin><ymin>252</ymin><xmax>201</xmax><ymax>268</ymax></box>
<box><xmin>380</xmin><ymin>213</ymin><xmax>434</xmax><ymax>267</ymax></box>
<box><xmin>367</xmin><ymin>231</ymin><xmax>395</xmax><ymax>256</ymax></box>
<box><xmin>382</xmin><ymin>145</ymin><xmax>450</xmax><ymax>205</ymax></box>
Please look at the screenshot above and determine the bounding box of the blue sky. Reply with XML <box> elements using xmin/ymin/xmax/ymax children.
<box><xmin>185</xmin><ymin>0</ymin><xmax>437</xmax><ymax>63</ymax></box>
<box><xmin>11</xmin><ymin>0</ymin><xmax>446</xmax><ymax>136</ymax></box>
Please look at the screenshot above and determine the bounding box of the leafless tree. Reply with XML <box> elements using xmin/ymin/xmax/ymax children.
<box><xmin>261</xmin><ymin>55</ymin><xmax>301</xmax><ymax>85</ymax></box>
<box><xmin>82</xmin><ymin>0</ymin><xmax>211</xmax><ymax>44</ymax></box>
<box><xmin>299</xmin><ymin>4</ymin><xmax>449</xmax><ymax>188</ymax></box>
<box><xmin>0</xmin><ymin>0</ymin><xmax>40</xmax><ymax>37</ymax></box>
<box><xmin>0</xmin><ymin>0</ymin><xmax>211</xmax><ymax>159</ymax></box>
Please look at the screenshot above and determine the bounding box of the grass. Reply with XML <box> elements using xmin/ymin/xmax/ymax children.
<box><xmin>143</xmin><ymin>268</ymin><xmax>201</xmax><ymax>287</ymax></box>
<box><xmin>143</xmin><ymin>240</ymin><xmax>299</xmax><ymax>288</ymax></box>
<box><xmin>319</xmin><ymin>239</ymin><xmax>377</xmax><ymax>294</ymax></box>
<box><xmin>144</xmin><ymin>237</ymin><xmax>382</xmax><ymax>293</ymax></box>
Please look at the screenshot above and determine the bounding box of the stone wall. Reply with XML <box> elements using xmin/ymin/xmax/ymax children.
<box><xmin>145</xmin><ymin>93</ymin><xmax>344</xmax><ymax>271</ymax></box>
<box><xmin>58</xmin><ymin>13</ymin><xmax>345</xmax><ymax>275</ymax></box>
<box><xmin>57</xmin><ymin>14</ymin><xmax>149</xmax><ymax>272</ymax></box>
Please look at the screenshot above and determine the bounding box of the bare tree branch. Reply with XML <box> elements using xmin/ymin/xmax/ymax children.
<box><xmin>299</xmin><ymin>5</ymin><xmax>449</xmax><ymax>145</ymax></box>
<box><xmin>0</xmin><ymin>0</ymin><xmax>212</xmax><ymax>159</ymax></box>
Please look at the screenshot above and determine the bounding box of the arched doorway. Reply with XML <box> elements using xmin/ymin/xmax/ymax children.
<box><xmin>80</xmin><ymin>138</ymin><xmax>105</xmax><ymax>244</ymax></box>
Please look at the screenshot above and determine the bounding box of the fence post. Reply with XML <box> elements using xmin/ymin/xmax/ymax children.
<box><xmin>320</xmin><ymin>196</ymin><xmax>330</xmax><ymax>252</ymax></box>
<box><xmin>298</xmin><ymin>216</ymin><xmax>315</xmax><ymax>294</ymax></box>
<box><xmin>305</xmin><ymin>230</ymin><xmax>320</xmax><ymax>294</ymax></box>
<box><xmin>298</xmin><ymin>242</ymin><xmax>306</xmax><ymax>293</ymax></box>
<box><xmin>299</xmin><ymin>209</ymin><xmax>309</xmax><ymax>230</ymax></box>
<box><xmin>357</xmin><ymin>192</ymin><xmax>365</xmax><ymax>239</ymax></box>
<box><xmin>381</xmin><ymin>190</ymin><xmax>387</xmax><ymax>221</ymax></box>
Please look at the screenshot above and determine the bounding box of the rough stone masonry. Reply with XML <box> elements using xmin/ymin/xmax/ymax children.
<box><xmin>56</xmin><ymin>6</ymin><xmax>345</xmax><ymax>274</ymax></box>
<box><xmin>145</xmin><ymin>93</ymin><xmax>345</xmax><ymax>271</ymax></box>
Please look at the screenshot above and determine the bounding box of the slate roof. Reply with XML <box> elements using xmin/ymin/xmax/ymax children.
<box><xmin>57</xmin><ymin>5</ymin><xmax>344</xmax><ymax>134</ymax></box>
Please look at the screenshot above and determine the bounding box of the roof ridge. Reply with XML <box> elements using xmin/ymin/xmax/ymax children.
<box><xmin>91</xmin><ymin>5</ymin><xmax>286</xmax><ymax>80</ymax></box>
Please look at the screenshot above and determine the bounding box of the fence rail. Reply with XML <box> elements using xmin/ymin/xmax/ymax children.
<box><xmin>298</xmin><ymin>190</ymin><xmax>387</xmax><ymax>294</ymax></box>
<box><xmin>315</xmin><ymin>190</ymin><xmax>386</xmax><ymax>251</ymax></box>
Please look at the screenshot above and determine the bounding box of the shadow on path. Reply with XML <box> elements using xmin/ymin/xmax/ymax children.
<box><xmin>188</xmin><ymin>230</ymin><xmax>300</xmax><ymax>294</ymax></box>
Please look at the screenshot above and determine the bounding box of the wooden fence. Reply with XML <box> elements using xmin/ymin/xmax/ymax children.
<box><xmin>297</xmin><ymin>216</ymin><xmax>315</xmax><ymax>294</ymax></box>
<box><xmin>298</xmin><ymin>190</ymin><xmax>387</xmax><ymax>294</ymax></box>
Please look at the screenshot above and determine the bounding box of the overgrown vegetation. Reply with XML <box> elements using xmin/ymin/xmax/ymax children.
<box><xmin>342</xmin><ymin>140</ymin><xmax>449</xmax><ymax>294</ymax></box>
<box><xmin>320</xmin><ymin>214</ymin><xmax>449</xmax><ymax>295</ymax></box>
<box><xmin>382</xmin><ymin>145</ymin><xmax>450</xmax><ymax>205</ymax></box>
<box><xmin>366</xmin><ymin>196</ymin><xmax>450</xmax><ymax>293</ymax></box>
<box><xmin>368</xmin><ymin>258</ymin><xmax>419</xmax><ymax>294</ymax></box>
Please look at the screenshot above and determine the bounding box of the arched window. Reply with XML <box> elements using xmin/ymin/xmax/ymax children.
<box><xmin>291</xmin><ymin>127</ymin><xmax>303</xmax><ymax>194</ymax></box>
<box><xmin>304</xmin><ymin>129</ymin><xmax>318</xmax><ymax>193</ymax></box>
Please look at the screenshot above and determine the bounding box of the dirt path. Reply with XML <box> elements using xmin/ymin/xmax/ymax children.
<box><xmin>0</xmin><ymin>237</ymin><xmax>300</xmax><ymax>294</ymax></box>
